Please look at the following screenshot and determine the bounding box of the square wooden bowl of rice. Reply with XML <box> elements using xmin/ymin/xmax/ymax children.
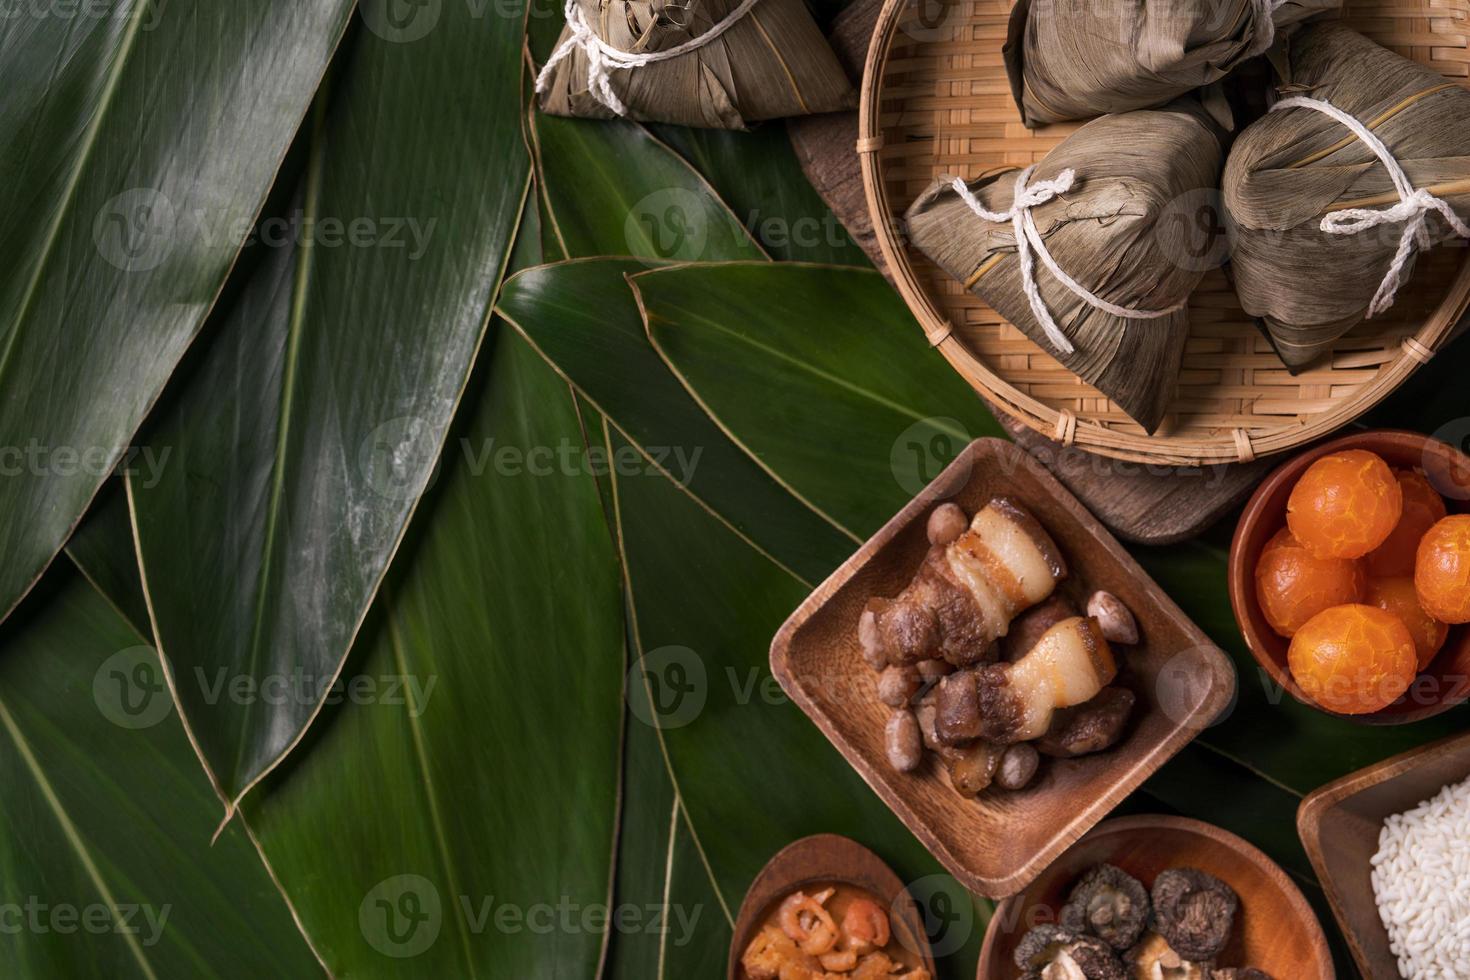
<box><xmin>1298</xmin><ymin>730</ymin><xmax>1470</xmax><ymax>978</ymax></box>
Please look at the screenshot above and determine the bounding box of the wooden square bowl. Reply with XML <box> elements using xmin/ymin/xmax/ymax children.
<box><xmin>979</xmin><ymin>815</ymin><xmax>1334</xmax><ymax>978</ymax></box>
<box><xmin>769</xmin><ymin>438</ymin><xmax>1236</xmax><ymax>898</ymax></box>
<box><xmin>1298</xmin><ymin>731</ymin><xmax>1470</xmax><ymax>979</ymax></box>
<box><xmin>1228</xmin><ymin>428</ymin><xmax>1470</xmax><ymax>724</ymax></box>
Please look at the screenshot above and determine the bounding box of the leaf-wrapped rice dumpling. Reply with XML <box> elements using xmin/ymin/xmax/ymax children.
<box><xmin>1003</xmin><ymin>0</ymin><xmax>1339</xmax><ymax>128</ymax></box>
<box><xmin>905</xmin><ymin>104</ymin><xmax>1225</xmax><ymax>433</ymax></box>
<box><xmin>1223</xmin><ymin>23</ymin><xmax>1470</xmax><ymax>369</ymax></box>
<box><xmin>536</xmin><ymin>0</ymin><xmax>855</xmax><ymax>129</ymax></box>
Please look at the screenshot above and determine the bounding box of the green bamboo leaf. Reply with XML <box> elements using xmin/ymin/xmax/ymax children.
<box><xmin>529</xmin><ymin>112</ymin><xmax>767</xmax><ymax>263</ymax></box>
<box><xmin>526</xmin><ymin>0</ymin><xmax>567</xmax><ymax>63</ymax></box>
<box><xmin>648</xmin><ymin>125</ymin><xmax>869</xmax><ymax>265</ymax></box>
<box><xmin>65</xmin><ymin>480</ymin><xmax>149</xmax><ymax>641</ymax></box>
<box><xmin>570</xmin><ymin>406</ymin><xmax>729</xmax><ymax>980</ymax></box>
<box><xmin>630</xmin><ymin>261</ymin><xmax>1004</xmax><ymax>537</ymax></box>
<box><xmin>497</xmin><ymin>259</ymin><xmax>856</xmax><ymax>584</ymax></box>
<box><xmin>605</xmin><ymin>641</ymin><xmax>732</xmax><ymax>980</ymax></box>
<box><xmin>609</xmin><ymin>427</ymin><xmax>987</xmax><ymax>978</ymax></box>
<box><xmin>128</xmin><ymin>1</ymin><xmax>533</xmax><ymax>804</ymax></box>
<box><xmin>241</xmin><ymin>324</ymin><xmax>625</xmax><ymax>976</ymax></box>
<box><xmin>0</xmin><ymin>570</ymin><xmax>320</xmax><ymax>977</ymax></box>
<box><xmin>0</xmin><ymin>0</ymin><xmax>355</xmax><ymax>625</ymax></box>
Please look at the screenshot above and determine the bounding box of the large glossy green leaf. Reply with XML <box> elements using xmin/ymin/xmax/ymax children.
<box><xmin>0</xmin><ymin>0</ymin><xmax>355</xmax><ymax>625</ymax></box>
<box><xmin>0</xmin><ymin>570</ymin><xmax>320</xmax><ymax>977</ymax></box>
<box><xmin>632</xmin><ymin>261</ymin><xmax>1005</xmax><ymax>538</ymax></box>
<box><xmin>498</xmin><ymin>260</ymin><xmax>855</xmax><ymax>584</ymax></box>
<box><xmin>529</xmin><ymin>113</ymin><xmax>767</xmax><ymax>264</ymax></box>
<box><xmin>648</xmin><ymin>126</ymin><xmax>869</xmax><ymax>265</ymax></box>
<box><xmin>568</xmin><ymin>406</ymin><xmax>729</xmax><ymax>980</ymax></box>
<box><xmin>241</xmin><ymin>324</ymin><xmax>625</xmax><ymax>976</ymax></box>
<box><xmin>128</xmin><ymin>2</ymin><xmax>533</xmax><ymax>804</ymax></box>
<box><xmin>516</xmin><ymin>97</ymin><xmax>860</xmax><ymax>579</ymax></box>
<box><xmin>64</xmin><ymin>480</ymin><xmax>149</xmax><ymax>641</ymax></box>
<box><xmin>609</xmin><ymin>427</ymin><xmax>987</xmax><ymax>979</ymax></box>
<box><xmin>605</xmin><ymin>631</ymin><xmax>732</xmax><ymax>980</ymax></box>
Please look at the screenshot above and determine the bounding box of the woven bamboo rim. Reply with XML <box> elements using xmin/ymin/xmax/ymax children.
<box><xmin>858</xmin><ymin>0</ymin><xmax>1470</xmax><ymax>466</ymax></box>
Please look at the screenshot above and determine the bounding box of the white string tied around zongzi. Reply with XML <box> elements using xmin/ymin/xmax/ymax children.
<box><xmin>949</xmin><ymin>167</ymin><xmax>1187</xmax><ymax>356</ymax></box>
<box><xmin>1246</xmin><ymin>0</ymin><xmax>1292</xmax><ymax>59</ymax></box>
<box><xmin>536</xmin><ymin>0</ymin><xmax>763</xmax><ymax>115</ymax></box>
<box><xmin>1273</xmin><ymin>94</ymin><xmax>1470</xmax><ymax>318</ymax></box>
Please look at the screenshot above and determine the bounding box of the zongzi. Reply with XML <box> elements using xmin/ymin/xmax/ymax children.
<box><xmin>1003</xmin><ymin>0</ymin><xmax>1339</xmax><ymax>128</ymax></box>
<box><xmin>536</xmin><ymin>0</ymin><xmax>855</xmax><ymax>129</ymax></box>
<box><xmin>905</xmin><ymin>104</ymin><xmax>1225</xmax><ymax>433</ymax></box>
<box><xmin>1223</xmin><ymin>23</ymin><xmax>1470</xmax><ymax>369</ymax></box>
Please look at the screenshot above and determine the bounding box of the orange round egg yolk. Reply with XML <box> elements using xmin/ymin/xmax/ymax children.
<box><xmin>1366</xmin><ymin>469</ymin><xmax>1448</xmax><ymax>578</ymax></box>
<box><xmin>1287</xmin><ymin>450</ymin><xmax>1403</xmax><ymax>559</ymax></box>
<box><xmin>1416</xmin><ymin>514</ymin><xmax>1470</xmax><ymax>624</ymax></box>
<box><xmin>1254</xmin><ymin>527</ymin><xmax>1365</xmax><ymax>637</ymax></box>
<box><xmin>1287</xmin><ymin>604</ymin><xmax>1418</xmax><ymax>715</ymax></box>
<box><xmin>1366</xmin><ymin>576</ymin><xmax>1448</xmax><ymax>670</ymax></box>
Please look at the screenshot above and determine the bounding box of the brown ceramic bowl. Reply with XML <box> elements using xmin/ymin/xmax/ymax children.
<box><xmin>727</xmin><ymin>834</ymin><xmax>935</xmax><ymax>979</ymax></box>
<box><xmin>1299</xmin><ymin>730</ymin><xmax>1470</xmax><ymax>979</ymax></box>
<box><xmin>771</xmin><ymin>439</ymin><xmax>1235</xmax><ymax>898</ymax></box>
<box><xmin>1228</xmin><ymin>429</ymin><xmax>1470</xmax><ymax>724</ymax></box>
<box><xmin>978</xmin><ymin>815</ymin><xmax>1335</xmax><ymax>979</ymax></box>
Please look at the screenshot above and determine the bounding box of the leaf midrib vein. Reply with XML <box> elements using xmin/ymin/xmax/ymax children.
<box><xmin>385</xmin><ymin>595</ymin><xmax>479</xmax><ymax>979</ymax></box>
<box><xmin>0</xmin><ymin>693</ymin><xmax>159</xmax><ymax>980</ymax></box>
<box><xmin>657</xmin><ymin>298</ymin><xmax>970</xmax><ymax>432</ymax></box>
<box><xmin>229</xmin><ymin>97</ymin><xmax>329</xmax><ymax>792</ymax></box>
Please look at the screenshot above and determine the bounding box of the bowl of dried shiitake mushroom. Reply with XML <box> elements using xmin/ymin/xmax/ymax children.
<box><xmin>977</xmin><ymin>815</ymin><xmax>1334</xmax><ymax>979</ymax></box>
<box><xmin>771</xmin><ymin>440</ymin><xmax>1237</xmax><ymax>897</ymax></box>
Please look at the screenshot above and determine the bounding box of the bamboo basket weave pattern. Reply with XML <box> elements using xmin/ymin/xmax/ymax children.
<box><xmin>858</xmin><ymin>0</ymin><xmax>1470</xmax><ymax>465</ymax></box>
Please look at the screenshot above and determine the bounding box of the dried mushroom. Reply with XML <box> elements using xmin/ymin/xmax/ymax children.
<box><xmin>1210</xmin><ymin>970</ymin><xmax>1272</xmax><ymax>980</ymax></box>
<box><xmin>1150</xmin><ymin>869</ymin><xmax>1238</xmax><ymax>962</ymax></box>
<box><xmin>1015</xmin><ymin>925</ymin><xmax>1126</xmax><ymax>980</ymax></box>
<box><xmin>1125</xmin><ymin>932</ymin><xmax>1212</xmax><ymax>980</ymax></box>
<box><xmin>1060</xmin><ymin>864</ymin><xmax>1150</xmax><ymax>950</ymax></box>
<box><xmin>1038</xmin><ymin>687</ymin><xmax>1136</xmax><ymax>758</ymax></box>
<box><xmin>946</xmin><ymin>740</ymin><xmax>1003</xmax><ymax>796</ymax></box>
<box><xmin>1065</xmin><ymin>941</ymin><xmax>1128</xmax><ymax>980</ymax></box>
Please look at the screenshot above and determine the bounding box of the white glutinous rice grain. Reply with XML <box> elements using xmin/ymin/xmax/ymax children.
<box><xmin>1372</xmin><ymin>773</ymin><xmax>1470</xmax><ymax>978</ymax></box>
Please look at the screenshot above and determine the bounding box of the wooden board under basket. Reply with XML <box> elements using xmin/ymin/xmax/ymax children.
<box><xmin>858</xmin><ymin>0</ymin><xmax>1470</xmax><ymax>466</ymax></box>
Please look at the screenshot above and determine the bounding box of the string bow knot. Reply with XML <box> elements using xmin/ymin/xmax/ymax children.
<box><xmin>536</xmin><ymin>0</ymin><xmax>764</xmax><ymax>116</ymax></box>
<box><xmin>949</xmin><ymin>166</ymin><xmax>1186</xmax><ymax>355</ymax></box>
<box><xmin>1274</xmin><ymin>94</ymin><xmax>1470</xmax><ymax>318</ymax></box>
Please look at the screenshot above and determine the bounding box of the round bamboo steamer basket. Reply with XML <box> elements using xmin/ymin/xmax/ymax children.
<box><xmin>858</xmin><ymin>0</ymin><xmax>1470</xmax><ymax>466</ymax></box>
